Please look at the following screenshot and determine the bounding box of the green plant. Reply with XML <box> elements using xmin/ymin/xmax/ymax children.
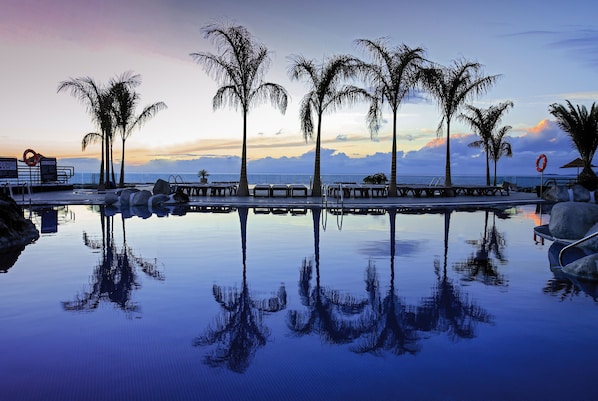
<box><xmin>363</xmin><ymin>173</ymin><xmax>387</xmax><ymax>184</ymax></box>
<box><xmin>198</xmin><ymin>169</ymin><xmax>209</xmax><ymax>179</ymax></box>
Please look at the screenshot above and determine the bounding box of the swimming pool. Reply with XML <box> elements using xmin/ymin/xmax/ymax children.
<box><xmin>1</xmin><ymin>204</ymin><xmax>596</xmax><ymax>400</ymax></box>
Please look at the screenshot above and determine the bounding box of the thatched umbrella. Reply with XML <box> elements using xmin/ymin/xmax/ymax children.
<box><xmin>560</xmin><ymin>157</ymin><xmax>596</xmax><ymax>177</ymax></box>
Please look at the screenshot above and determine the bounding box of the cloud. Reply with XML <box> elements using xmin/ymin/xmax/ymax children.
<box><xmin>59</xmin><ymin>117</ymin><xmax>586</xmax><ymax>179</ymax></box>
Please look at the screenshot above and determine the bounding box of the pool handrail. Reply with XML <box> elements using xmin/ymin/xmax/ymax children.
<box><xmin>558</xmin><ymin>230</ymin><xmax>598</xmax><ymax>267</ymax></box>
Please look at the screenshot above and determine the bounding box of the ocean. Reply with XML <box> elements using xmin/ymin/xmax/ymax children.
<box><xmin>70</xmin><ymin>172</ymin><xmax>558</xmax><ymax>190</ymax></box>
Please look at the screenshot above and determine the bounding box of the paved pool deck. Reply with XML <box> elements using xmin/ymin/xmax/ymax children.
<box><xmin>12</xmin><ymin>185</ymin><xmax>545</xmax><ymax>210</ymax></box>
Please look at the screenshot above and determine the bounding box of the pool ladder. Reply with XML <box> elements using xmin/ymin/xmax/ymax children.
<box><xmin>558</xmin><ymin>230</ymin><xmax>598</xmax><ymax>267</ymax></box>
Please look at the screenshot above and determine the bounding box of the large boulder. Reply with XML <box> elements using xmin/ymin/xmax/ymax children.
<box><xmin>119</xmin><ymin>188</ymin><xmax>139</xmax><ymax>206</ymax></box>
<box><xmin>0</xmin><ymin>193</ymin><xmax>39</xmax><ymax>250</ymax></box>
<box><xmin>543</xmin><ymin>184</ymin><xmax>596</xmax><ymax>203</ymax></box>
<box><xmin>131</xmin><ymin>190</ymin><xmax>152</xmax><ymax>206</ymax></box>
<box><xmin>542</xmin><ymin>185</ymin><xmax>571</xmax><ymax>202</ymax></box>
<box><xmin>153</xmin><ymin>179</ymin><xmax>171</xmax><ymax>195</ymax></box>
<box><xmin>562</xmin><ymin>253</ymin><xmax>598</xmax><ymax>280</ymax></box>
<box><xmin>571</xmin><ymin>184</ymin><xmax>592</xmax><ymax>202</ymax></box>
<box><xmin>548</xmin><ymin>201</ymin><xmax>598</xmax><ymax>240</ymax></box>
<box><xmin>104</xmin><ymin>192</ymin><xmax>120</xmax><ymax>206</ymax></box>
<box><xmin>580</xmin><ymin>222</ymin><xmax>598</xmax><ymax>252</ymax></box>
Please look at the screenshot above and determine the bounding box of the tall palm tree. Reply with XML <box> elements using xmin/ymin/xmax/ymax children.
<box><xmin>58</xmin><ymin>77</ymin><xmax>115</xmax><ymax>188</ymax></box>
<box><xmin>190</xmin><ymin>23</ymin><xmax>288</xmax><ymax>196</ymax></box>
<box><xmin>354</xmin><ymin>38</ymin><xmax>426</xmax><ymax>197</ymax></box>
<box><xmin>422</xmin><ymin>59</ymin><xmax>500</xmax><ymax>189</ymax></box>
<box><xmin>460</xmin><ymin>101</ymin><xmax>513</xmax><ymax>185</ymax></box>
<box><xmin>288</xmin><ymin>55</ymin><xmax>365</xmax><ymax>197</ymax></box>
<box><xmin>548</xmin><ymin>101</ymin><xmax>598</xmax><ymax>189</ymax></box>
<box><xmin>109</xmin><ymin>72</ymin><xmax>167</xmax><ymax>188</ymax></box>
<box><xmin>489</xmin><ymin>125</ymin><xmax>512</xmax><ymax>186</ymax></box>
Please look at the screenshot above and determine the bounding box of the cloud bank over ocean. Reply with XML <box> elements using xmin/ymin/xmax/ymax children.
<box><xmin>61</xmin><ymin>119</ymin><xmax>583</xmax><ymax>178</ymax></box>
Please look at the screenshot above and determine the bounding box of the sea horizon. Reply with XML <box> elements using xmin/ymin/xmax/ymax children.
<box><xmin>69</xmin><ymin>172</ymin><xmax>570</xmax><ymax>190</ymax></box>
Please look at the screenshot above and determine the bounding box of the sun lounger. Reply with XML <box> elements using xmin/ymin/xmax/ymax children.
<box><xmin>253</xmin><ymin>184</ymin><xmax>271</xmax><ymax>197</ymax></box>
<box><xmin>289</xmin><ymin>184</ymin><xmax>308</xmax><ymax>197</ymax></box>
<box><xmin>271</xmin><ymin>184</ymin><xmax>289</xmax><ymax>197</ymax></box>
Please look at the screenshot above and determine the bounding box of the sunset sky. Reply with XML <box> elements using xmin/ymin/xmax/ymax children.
<box><xmin>1</xmin><ymin>0</ymin><xmax>598</xmax><ymax>176</ymax></box>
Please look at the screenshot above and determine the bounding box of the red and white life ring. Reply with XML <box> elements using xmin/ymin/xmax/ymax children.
<box><xmin>536</xmin><ymin>154</ymin><xmax>548</xmax><ymax>173</ymax></box>
<box><xmin>23</xmin><ymin>149</ymin><xmax>40</xmax><ymax>167</ymax></box>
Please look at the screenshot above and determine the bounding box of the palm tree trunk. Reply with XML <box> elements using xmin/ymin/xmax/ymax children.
<box><xmin>388</xmin><ymin>109</ymin><xmax>398</xmax><ymax>197</ymax></box>
<box><xmin>445</xmin><ymin>118</ymin><xmax>452</xmax><ymax>188</ymax></box>
<box><xmin>110</xmin><ymin>139</ymin><xmax>116</xmax><ymax>186</ymax></box>
<box><xmin>119</xmin><ymin>138</ymin><xmax>126</xmax><ymax>188</ymax></box>
<box><xmin>493</xmin><ymin>160</ymin><xmax>498</xmax><ymax>186</ymax></box>
<box><xmin>99</xmin><ymin>143</ymin><xmax>105</xmax><ymax>188</ymax></box>
<box><xmin>237</xmin><ymin>109</ymin><xmax>249</xmax><ymax>196</ymax></box>
<box><xmin>104</xmin><ymin>130</ymin><xmax>110</xmax><ymax>188</ymax></box>
<box><xmin>311</xmin><ymin>115</ymin><xmax>323</xmax><ymax>197</ymax></box>
<box><xmin>485</xmin><ymin>142</ymin><xmax>490</xmax><ymax>186</ymax></box>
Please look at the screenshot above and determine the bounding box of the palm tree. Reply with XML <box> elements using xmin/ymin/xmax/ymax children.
<box><xmin>288</xmin><ymin>55</ymin><xmax>365</xmax><ymax>197</ymax></box>
<box><xmin>460</xmin><ymin>101</ymin><xmax>513</xmax><ymax>185</ymax></box>
<box><xmin>58</xmin><ymin>77</ymin><xmax>115</xmax><ymax>188</ymax></box>
<box><xmin>489</xmin><ymin>125</ymin><xmax>513</xmax><ymax>186</ymax></box>
<box><xmin>81</xmin><ymin>131</ymin><xmax>104</xmax><ymax>185</ymax></box>
<box><xmin>422</xmin><ymin>59</ymin><xmax>500</xmax><ymax>189</ymax></box>
<box><xmin>548</xmin><ymin>101</ymin><xmax>598</xmax><ymax>190</ymax></box>
<box><xmin>109</xmin><ymin>72</ymin><xmax>167</xmax><ymax>188</ymax></box>
<box><xmin>354</xmin><ymin>38</ymin><xmax>426</xmax><ymax>197</ymax></box>
<box><xmin>190</xmin><ymin>23</ymin><xmax>288</xmax><ymax>196</ymax></box>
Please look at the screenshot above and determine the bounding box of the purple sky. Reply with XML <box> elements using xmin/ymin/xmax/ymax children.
<box><xmin>1</xmin><ymin>0</ymin><xmax>597</xmax><ymax>177</ymax></box>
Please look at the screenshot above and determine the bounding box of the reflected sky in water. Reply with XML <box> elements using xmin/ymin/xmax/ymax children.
<box><xmin>1</xmin><ymin>204</ymin><xmax>596</xmax><ymax>401</ymax></box>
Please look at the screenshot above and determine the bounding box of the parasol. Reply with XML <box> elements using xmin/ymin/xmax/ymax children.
<box><xmin>559</xmin><ymin>157</ymin><xmax>596</xmax><ymax>177</ymax></box>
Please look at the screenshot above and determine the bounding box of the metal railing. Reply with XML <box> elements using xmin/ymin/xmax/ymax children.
<box><xmin>558</xmin><ymin>231</ymin><xmax>598</xmax><ymax>267</ymax></box>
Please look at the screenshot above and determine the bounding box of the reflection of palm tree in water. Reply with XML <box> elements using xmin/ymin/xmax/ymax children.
<box><xmin>288</xmin><ymin>207</ymin><xmax>371</xmax><ymax>343</ymax></box>
<box><xmin>194</xmin><ymin>208</ymin><xmax>287</xmax><ymax>373</ymax></box>
<box><xmin>416</xmin><ymin>211</ymin><xmax>493</xmax><ymax>340</ymax></box>
<box><xmin>453</xmin><ymin>210</ymin><xmax>507</xmax><ymax>286</ymax></box>
<box><xmin>63</xmin><ymin>205</ymin><xmax>164</xmax><ymax>314</ymax></box>
<box><xmin>353</xmin><ymin>209</ymin><xmax>421</xmax><ymax>355</ymax></box>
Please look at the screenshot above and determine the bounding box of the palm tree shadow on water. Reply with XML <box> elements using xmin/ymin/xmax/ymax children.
<box><xmin>62</xmin><ymin>206</ymin><xmax>165</xmax><ymax>316</ymax></box>
<box><xmin>193</xmin><ymin>207</ymin><xmax>287</xmax><ymax>373</ymax></box>
<box><xmin>415</xmin><ymin>211</ymin><xmax>493</xmax><ymax>341</ymax></box>
<box><xmin>351</xmin><ymin>208</ymin><xmax>422</xmax><ymax>355</ymax></box>
<box><xmin>287</xmin><ymin>207</ymin><xmax>373</xmax><ymax>344</ymax></box>
<box><xmin>452</xmin><ymin>210</ymin><xmax>509</xmax><ymax>287</ymax></box>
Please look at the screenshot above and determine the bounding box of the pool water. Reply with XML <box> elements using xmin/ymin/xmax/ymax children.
<box><xmin>1</xmin><ymin>204</ymin><xmax>596</xmax><ymax>401</ymax></box>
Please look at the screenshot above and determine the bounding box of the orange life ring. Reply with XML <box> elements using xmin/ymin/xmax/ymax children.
<box><xmin>23</xmin><ymin>149</ymin><xmax>40</xmax><ymax>167</ymax></box>
<box><xmin>536</xmin><ymin>154</ymin><xmax>548</xmax><ymax>172</ymax></box>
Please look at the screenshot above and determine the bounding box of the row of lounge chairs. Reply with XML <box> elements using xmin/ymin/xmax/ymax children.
<box><xmin>173</xmin><ymin>181</ymin><xmax>510</xmax><ymax>198</ymax></box>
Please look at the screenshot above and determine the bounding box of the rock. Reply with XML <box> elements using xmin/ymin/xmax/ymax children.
<box><xmin>548</xmin><ymin>201</ymin><xmax>598</xmax><ymax>240</ymax></box>
<box><xmin>0</xmin><ymin>246</ymin><xmax>25</xmax><ymax>273</ymax></box>
<box><xmin>562</xmin><ymin>253</ymin><xmax>598</xmax><ymax>280</ymax></box>
<box><xmin>105</xmin><ymin>192</ymin><xmax>119</xmax><ymax>205</ymax></box>
<box><xmin>0</xmin><ymin>193</ymin><xmax>39</xmax><ymax>251</ymax></box>
<box><xmin>153</xmin><ymin>179</ymin><xmax>171</xmax><ymax>195</ymax></box>
<box><xmin>542</xmin><ymin>185</ymin><xmax>571</xmax><ymax>202</ymax></box>
<box><xmin>119</xmin><ymin>189</ymin><xmax>139</xmax><ymax>206</ymax></box>
<box><xmin>149</xmin><ymin>194</ymin><xmax>170</xmax><ymax>207</ymax></box>
<box><xmin>131</xmin><ymin>190</ymin><xmax>152</xmax><ymax>206</ymax></box>
<box><xmin>131</xmin><ymin>205</ymin><xmax>152</xmax><ymax>219</ymax></box>
<box><xmin>571</xmin><ymin>184</ymin><xmax>591</xmax><ymax>202</ymax></box>
<box><xmin>580</xmin><ymin>222</ymin><xmax>598</xmax><ymax>252</ymax></box>
<box><xmin>169</xmin><ymin>191</ymin><xmax>189</xmax><ymax>203</ymax></box>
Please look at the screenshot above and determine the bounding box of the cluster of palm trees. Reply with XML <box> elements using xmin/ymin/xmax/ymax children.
<box><xmin>58</xmin><ymin>72</ymin><xmax>166</xmax><ymax>189</ymax></box>
<box><xmin>192</xmin><ymin>22</ymin><xmax>515</xmax><ymax>197</ymax></box>
<box><xmin>548</xmin><ymin>101</ymin><xmax>598</xmax><ymax>190</ymax></box>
